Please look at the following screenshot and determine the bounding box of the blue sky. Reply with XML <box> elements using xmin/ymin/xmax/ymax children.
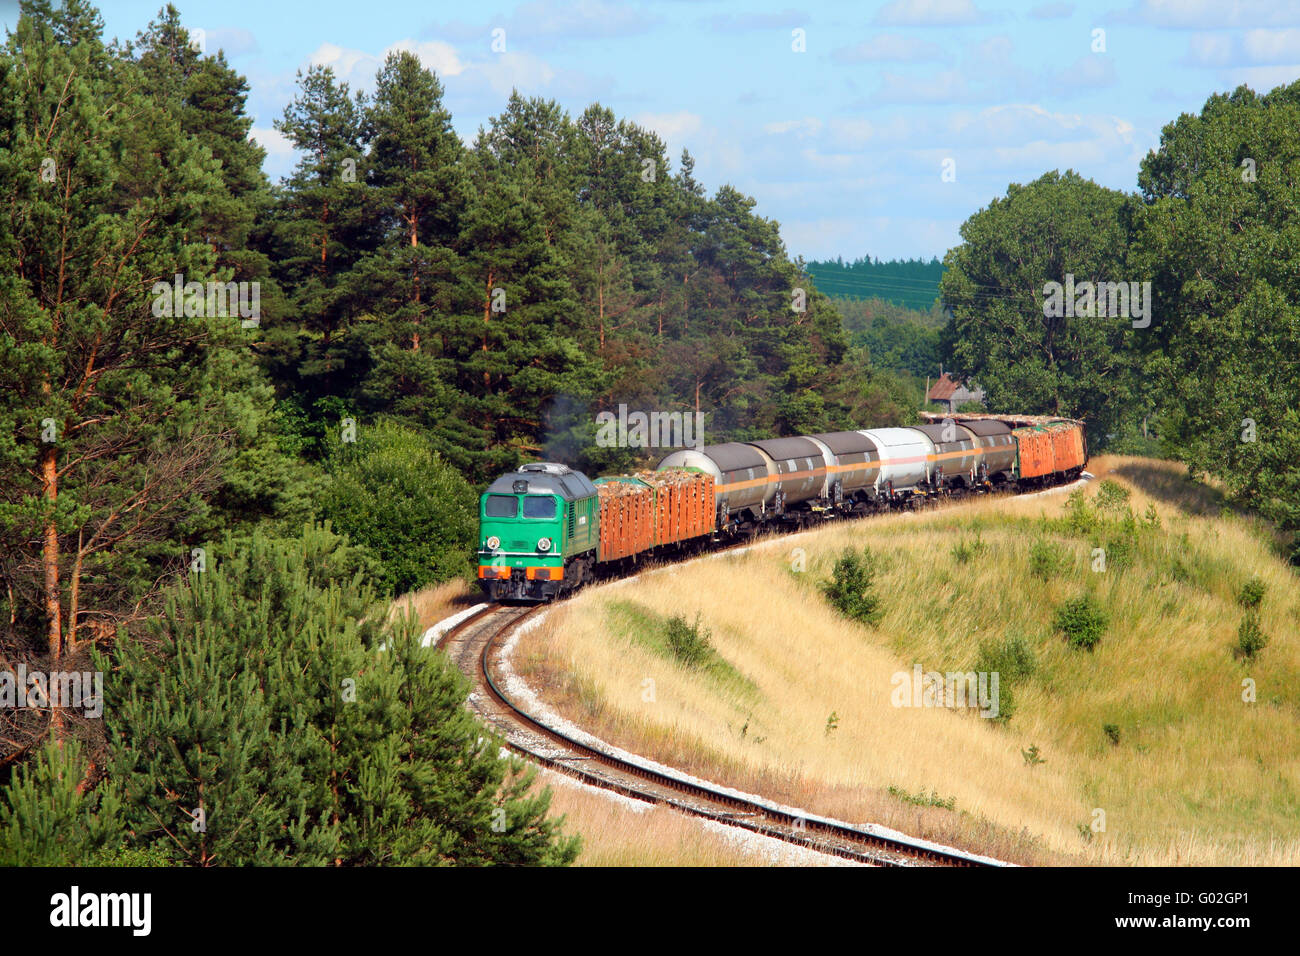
<box><xmin>10</xmin><ymin>0</ymin><xmax>1300</xmax><ymax>260</ymax></box>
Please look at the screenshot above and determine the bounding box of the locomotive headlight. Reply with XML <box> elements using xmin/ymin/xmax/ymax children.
<box><xmin>486</xmin><ymin>536</ymin><xmax>500</xmax><ymax>550</ymax></box>
<box><xmin>537</xmin><ymin>537</ymin><xmax>552</xmax><ymax>552</ymax></box>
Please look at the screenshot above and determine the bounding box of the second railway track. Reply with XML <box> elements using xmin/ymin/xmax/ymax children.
<box><xmin>435</xmin><ymin>602</ymin><xmax>1002</xmax><ymax>868</ymax></box>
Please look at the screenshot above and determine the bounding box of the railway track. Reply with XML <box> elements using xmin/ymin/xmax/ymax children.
<box><xmin>434</xmin><ymin>602</ymin><xmax>1002</xmax><ymax>867</ymax></box>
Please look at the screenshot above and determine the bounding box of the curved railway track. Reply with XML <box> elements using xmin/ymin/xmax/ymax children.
<box><xmin>435</xmin><ymin>602</ymin><xmax>1002</xmax><ymax>867</ymax></box>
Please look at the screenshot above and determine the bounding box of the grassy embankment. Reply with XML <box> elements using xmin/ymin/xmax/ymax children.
<box><xmin>388</xmin><ymin>577</ymin><xmax>811</xmax><ymax>864</ymax></box>
<box><xmin>512</xmin><ymin>456</ymin><xmax>1300</xmax><ymax>865</ymax></box>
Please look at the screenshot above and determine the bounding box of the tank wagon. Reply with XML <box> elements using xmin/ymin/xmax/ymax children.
<box><xmin>476</xmin><ymin>415</ymin><xmax>1088</xmax><ymax>601</ymax></box>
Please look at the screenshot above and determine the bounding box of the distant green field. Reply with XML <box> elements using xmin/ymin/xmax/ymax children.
<box><xmin>805</xmin><ymin>257</ymin><xmax>944</xmax><ymax>311</ymax></box>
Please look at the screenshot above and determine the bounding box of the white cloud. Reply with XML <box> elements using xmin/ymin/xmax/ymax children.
<box><xmin>387</xmin><ymin>40</ymin><xmax>465</xmax><ymax>77</ymax></box>
<box><xmin>1028</xmin><ymin>2</ymin><xmax>1074</xmax><ymax>19</ymax></box>
<box><xmin>827</xmin><ymin>117</ymin><xmax>881</xmax><ymax>146</ymax></box>
<box><xmin>1221</xmin><ymin>65</ymin><xmax>1300</xmax><ymax>90</ymax></box>
<box><xmin>782</xmin><ymin>215</ymin><xmax>962</xmax><ymax>261</ymax></box>
<box><xmin>708</xmin><ymin>9</ymin><xmax>809</xmax><ymax>32</ymax></box>
<box><xmin>876</xmin><ymin>69</ymin><xmax>976</xmax><ymax>103</ymax></box>
<box><xmin>948</xmin><ymin>104</ymin><xmax>1134</xmax><ymax>149</ymax></box>
<box><xmin>307</xmin><ymin>39</ymin><xmax>464</xmax><ymax>87</ymax></box>
<box><xmin>634</xmin><ymin>111</ymin><xmax>703</xmax><ymax>140</ymax></box>
<box><xmin>300</xmin><ymin>38</ymin><xmax>606</xmax><ymax>115</ymax></box>
<box><xmin>974</xmin><ymin>34</ymin><xmax>1014</xmax><ymax>63</ymax></box>
<box><xmin>249</xmin><ymin>126</ymin><xmax>294</xmax><ymax>158</ymax></box>
<box><xmin>1121</xmin><ymin>0</ymin><xmax>1300</xmax><ymax>29</ymax></box>
<box><xmin>1243</xmin><ymin>28</ymin><xmax>1300</xmax><ymax>62</ymax></box>
<box><xmin>474</xmin><ymin>51</ymin><xmax>557</xmax><ymax>96</ymax></box>
<box><xmin>764</xmin><ymin>117</ymin><xmax>824</xmax><ymax>137</ymax></box>
<box><xmin>308</xmin><ymin>42</ymin><xmax>377</xmax><ymax>83</ymax></box>
<box><xmin>433</xmin><ymin>0</ymin><xmax>658</xmax><ymax>48</ymax></box>
<box><xmin>1184</xmin><ymin>28</ymin><xmax>1300</xmax><ymax>68</ymax></box>
<box><xmin>1044</xmin><ymin>54</ymin><xmax>1117</xmax><ymax>96</ymax></box>
<box><xmin>203</xmin><ymin>27</ymin><xmax>258</xmax><ymax>58</ymax></box>
<box><xmin>873</xmin><ymin>0</ymin><xmax>988</xmax><ymax>27</ymax></box>
<box><xmin>1184</xmin><ymin>33</ymin><xmax>1235</xmax><ymax>67</ymax></box>
<box><xmin>831</xmin><ymin>33</ymin><xmax>948</xmax><ymax>62</ymax></box>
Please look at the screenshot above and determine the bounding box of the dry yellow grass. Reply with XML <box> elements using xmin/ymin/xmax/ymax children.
<box><xmin>515</xmin><ymin>456</ymin><xmax>1300</xmax><ymax>866</ymax></box>
<box><xmin>388</xmin><ymin>577</ymin><xmax>477</xmax><ymax>634</ymax></box>
<box><xmin>535</xmin><ymin>770</ymin><xmax>852</xmax><ymax>866</ymax></box>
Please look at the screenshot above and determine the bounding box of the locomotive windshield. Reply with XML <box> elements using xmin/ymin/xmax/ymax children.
<box><xmin>484</xmin><ymin>494</ymin><xmax>517</xmax><ymax>518</ymax></box>
<box><xmin>522</xmin><ymin>495</ymin><xmax>557</xmax><ymax>519</ymax></box>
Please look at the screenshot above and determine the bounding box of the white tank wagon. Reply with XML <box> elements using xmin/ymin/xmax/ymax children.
<box><xmin>859</xmin><ymin>427</ymin><xmax>933</xmax><ymax>498</ymax></box>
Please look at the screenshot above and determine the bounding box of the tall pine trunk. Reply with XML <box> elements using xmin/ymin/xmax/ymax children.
<box><xmin>482</xmin><ymin>271</ymin><xmax>493</xmax><ymax>389</ymax></box>
<box><xmin>39</xmin><ymin>442</ymin><xmax>64</xmax><ymax>738</ymax></box>
<box><xmin>410</xmin><ymin>215</ymin><xmax>420</xmax><ymax>351</ymax></box>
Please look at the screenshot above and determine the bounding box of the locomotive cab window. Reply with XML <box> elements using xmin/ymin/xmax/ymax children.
<box><xmin>522</xmin><ymin>495</ymin><xmax>557</xmax><ymax>519</ymax></box>
<box><xmin>484</xmin><ymin>494</ymin><xmax>518</xmax><ymax>518</ymax></box>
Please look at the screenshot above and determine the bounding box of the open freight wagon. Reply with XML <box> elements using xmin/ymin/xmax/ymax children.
<box><xmin>1012</xmin><ymin>420</ymin><xmax>1088</xmax><ymax>479</ymax></box>
<box><xmin>594</xmin><ymin>468</ymin><xmax>715</xmax><ymax>563</ymax></box>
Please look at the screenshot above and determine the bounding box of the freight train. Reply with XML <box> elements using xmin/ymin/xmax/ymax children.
<box><xmin>476</xmin><ymin>415</ymin><xmax>1088</xmax><ymax>602</ymax></box>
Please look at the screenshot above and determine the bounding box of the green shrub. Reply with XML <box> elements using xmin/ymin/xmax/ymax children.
<box><xmin>971</xmin><ymin>635</ymin><xmax>1033</xmax><ymax>724</ymax></box>
<box><xmin>1101</xmin><ymin>534</ymin><xmax>1135</xmax><ymax>571</ymax></box>
<box><xmin>1103</xmin><ymin>723</ymin><xmax>1121</xmax><ymax>746</ymax></box>
<box><xmin>1029</xmin><ymin>538</ymin><xmax>1070</xmax><ymax>579</ymax></box>
<box><xmin>665</xmin><ymin>612</ymin><xmax>713</xmax><ymax>668</ymax></box>
<box><xmin>820</xmin><ymin>547</ymin><xmax>883</xmax><ymax>625</ymax></box>
<box><xmin>1237</xmin><ymin>577</ymin><xmax>1266</xmax><ymax>610</ymax></box>
<box><xmin>89</xmin><ymin>844</ymin><xmax>179</xmax><ymax>867</ymax></box>
<box><xmin>1054</xmin><ymin>594</ymin><xmax>1108</xmax><ymax>650</ymax></box>
<box><xmin>1235</xmin><ymin>614</ymin><xmax>1268</xmax><ymax>660</ymax></box>
<box><xmin>887</xmin><ymin>786</ymin><xmax>956</xmax><ymax>810</ymax></box>
<box><xmin>974</xmin><ymin>635</ymin><xmax>1036</xmax><ymax>683</ymax></box>
<box><xmin>1064</xmin><ymin>489</ymin><xmax>1099</xmax><ymax>536</ymax></box>
<box><xmin>1095</xmin><ymin>479</ymin><xmax>1131</xmax><ymax>513</ymax></box>
<box><xmin>951</xmin><ymin>531</ymin><xmax>986</xmax><ymax>564</ymax></box>
<box><xmin>317</xmin><ymin>419</ymin><xmax>477</xmax><ymax>596</ymax></box>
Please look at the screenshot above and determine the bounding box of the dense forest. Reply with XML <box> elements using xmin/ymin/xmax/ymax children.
<box><xmin>1</xmin><ymin>0</ymin><xmax>1298</xmax><ymax>866</ymax></box>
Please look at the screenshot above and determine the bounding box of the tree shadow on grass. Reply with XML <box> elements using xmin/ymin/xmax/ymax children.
<box><xmin>1109</xmin><ymin>459</ymin><xmax>1232</xmax><ymax>517</ymax></box>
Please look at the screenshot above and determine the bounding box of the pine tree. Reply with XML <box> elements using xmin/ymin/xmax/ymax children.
<box><xmin>0</xmin><ymin>735</ymin><xmax>125</xmax><ymax>866</ymax></box>
<box><xmin>99</xmin><ymin>524</ymin><xmax>580</xmax><ymax>865</ymax></box>
<box><xmin>0</xmin><ymin>2</ymin><xmax>286</xmax><ymax>755</ymax></box>
<box><xmin>268</xmin><ymin>65</ymin><xmax>376</xmax><ymax>409</ymax></box>
<box><xmin>348</xmin><ymin>52</ymin><xmax>477</xmax><ymax>460</ymax></box>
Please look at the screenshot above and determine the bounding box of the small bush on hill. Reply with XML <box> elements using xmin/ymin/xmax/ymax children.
<box><xmin>665</xmin><ymin>612</ymin><xmax>713</xmax><ymax>668</ymax></box>
<box><xmin>1054</xmin><ymin>594</ymin><xmax>1108</xmax><ymax>650</ymax></box>
<box><xmin>1235</xmin><ymin>614</ymin><xmax>1268</xmax><ymax>660</ymax></box>
<box><xmin>1029</xmin><ymin>538</ymin><xmax>1070</xmax><ymax>579</ymax></box>
<box><xmin>820</xmin><ymin>547</ymin><xmax>883</xmax><ymax>625</ymax></box>
<box><xmin>1238</xmin><ymin>577</ymin><xmax>1266</xmax><ymax>610</ymax></box>
<box><xmin>951</xmin><ymin>531</ymin><xmax>986</xmax><ymax>564</ymax></box>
